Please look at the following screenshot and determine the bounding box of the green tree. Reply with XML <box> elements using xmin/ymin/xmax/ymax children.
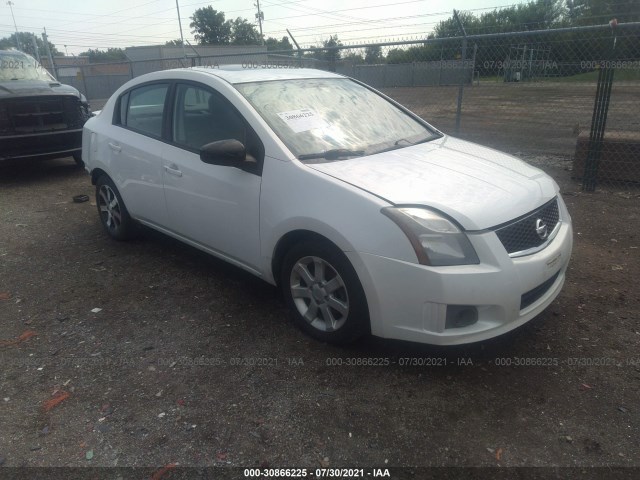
<box><xmin>165</xmin><ymin>39</ymin><xmax>184</xmax><ymax>46</ymax></box>
<box><xmin>364</xmin><ymin>45</ymin><xmax>382</xmax><ymax>64</ymax></box>
<box><xmin>265</xmin><ymin>36</ymin><xmax>293</xmax><ymax>51</ymax></box>
<box><xmin>385</xmin><ymin>44</ymin><xmax>441</xmax><ymax>64</ymax></box>
<box><xmin>190</xmin><ymin>7</ymin><xmax>231</xmax><ymax>45</ymax></box>
<box><xmin>342</xmin><ymin>52</ymin><xmax>364</xmax><ymax>65</ymax></box>
<box><xmin>230</xmin><ymin>18</ymin><xmax>261</xmax><ymax>45</ymax></box>
<box><xmin>0</xmin><ymin>32</ymin><xmax>59</xmax><ymax>58</ymax></box>
<box><xmin>385</xmin><ymin>48</ymin><xmax>409</xmax><ymax>64</ymax></box>
<box><xmin>564</xmin><ymin>0</ymin><xmax>640</xmax><ymax>25</ymax></box>
<box><xmin>433</xmin><ymin>1</ymin><xmax>566</xmax><ymax>36</ymax></box>
<box><xmin>306</xmin><ymin>35</ymin><xmax>343</xmax><ymax>67</ymax></box>
<box><xmin>78</xmin><ymin>48</ymin><xmax>127</xmax><ymax>63</ymax></box>
<box><xmin>323</xmin><ymin>35</ymin><xmax>342</xmax><ymax>62</ymax></box>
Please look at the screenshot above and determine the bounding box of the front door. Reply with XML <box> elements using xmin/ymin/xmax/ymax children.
<box><xmin>162</xmin><ymin>82</ymin><xmax>262</xmax><ymax>271</ymax></box>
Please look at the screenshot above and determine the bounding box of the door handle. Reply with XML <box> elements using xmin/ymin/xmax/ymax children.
<box><xmin>164</xmin><ymin>164</ymin><xmax>183</xmax><ymax>177</ymax></box>
<box><xmin>108</xmin><ymin>142</ymin><xmax>121</xmax><ymax>153</ymax></box>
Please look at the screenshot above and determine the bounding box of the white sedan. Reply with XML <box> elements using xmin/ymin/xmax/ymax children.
<box><xmin>81</xmin><ymin>66</ymin><xmax>572</xmax><ymax>345</ymax></box>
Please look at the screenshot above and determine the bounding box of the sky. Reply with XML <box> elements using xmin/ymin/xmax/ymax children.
<box><xmin>0</xmin><ymin>0</ymin><xmax>526</xmax><ymax>55</ymax></box>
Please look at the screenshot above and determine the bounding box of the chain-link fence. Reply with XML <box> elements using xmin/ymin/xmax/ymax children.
<box><xmin>56</xmin><ymin>22</ymin><xmax>640</xmax><ymax>190</ymax></box>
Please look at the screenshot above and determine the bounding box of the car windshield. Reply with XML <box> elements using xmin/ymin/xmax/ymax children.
<box><xmin>235</xmin><ymin>77</ymin><xmax>438</xmax><ymax>161</ymax></box>
<box><xmin>0</xmin><ymin>51</ymin><xmax>56</xmax><ymax>82</ymax></box>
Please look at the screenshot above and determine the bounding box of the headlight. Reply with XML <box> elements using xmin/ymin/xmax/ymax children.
<box><xmin>381</xmin><ymin>207</ymin><xmax>479</xmax><ymax>266</ymax></box>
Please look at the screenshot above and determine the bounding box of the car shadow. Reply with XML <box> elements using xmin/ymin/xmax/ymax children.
<box><xmin>136</xmin><ymin>224</ymin><xmax>280</xmax><ymax>300</ymax></box>
<box><xmin>338</xmin><ymin>311</ymin><xmax>554</xmax><ymax>362</ymax></box>
<box><xmin>0</xmin><ymin>157</ymin><xmax>85</xmax><ymax>186</ymax></box>
<box><xmin>129</xmin><ymin>223</ymin><xmax>555</xmax><ymax>363</ymax></box>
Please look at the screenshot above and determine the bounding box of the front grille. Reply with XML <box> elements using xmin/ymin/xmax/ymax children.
<box><xmin>495</xmin><ymin>198</ymin><xmax>560</xmax><ymax>255</ymax></box>
<box><xmin>521</xmin><ymin>270</ymin><xmax>560</xmax><ymax>310</ymax></box>
<box><xmin>0</xmin><ymin>95</ymin><xmax>83</xmax><ymax>134</ymax></box>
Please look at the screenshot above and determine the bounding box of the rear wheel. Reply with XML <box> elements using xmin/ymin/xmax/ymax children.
<box><xmin>281</xmin><ymin>240</ymin><xmax>369</xmax><ymax>344</ymax></box>
<box><xmin>95</xmin><ymin>175</ymin><xmax>136</xmax><ymax>240</ymax></box>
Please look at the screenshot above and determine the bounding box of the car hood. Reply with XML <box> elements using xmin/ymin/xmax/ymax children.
<box><xmin>308</xmin><ymin>136</ymin><xmax>558</xmax><ymax>230</ymax></box>
<box><xmin>0</xmin><ymin>80</ymin><xmax>80</xmax><ymax>98</ymax></box>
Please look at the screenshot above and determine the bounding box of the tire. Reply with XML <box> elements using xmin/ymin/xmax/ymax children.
<box><xmin>72</xmin><ymin>152</ymin><xmax>85</xmax><ymax>167</ymax></box>
<box><xmin>281</xmin><ymin>240</ymin><xmax>370</xmax><ymax>344</ymax></box>
<box><xmin>95</xmin><ymin>175</ymin><xmax>136</xmax><ymax>240</ymax></box>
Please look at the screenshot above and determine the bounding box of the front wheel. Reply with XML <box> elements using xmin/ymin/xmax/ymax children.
<box><xmin>72</xmin><ymin>152</ymin><xmax>84</xmax><ymax>167</ymax></box>
<box><xmin>281</xmin><ymin>240</ymin><xmax>369</xmax><ymax>344</ymax></box>
<box><xmin>95</xmin><ymin>175</ymin><xmax>136</xmax><ymax>240</ymax></box>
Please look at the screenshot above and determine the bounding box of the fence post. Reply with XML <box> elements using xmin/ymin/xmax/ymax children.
<box><xmin>80</xmin><ymin>65</ymin><xmax>89</xmax><ymax>99</ymax></box>
<box><xmin>453</xmin><ymin>10</ymin><xmax>468</xmax><ymax>135</ymax></box>
<box><xmin>471</xmin><ymin>43</ymin><xmax>478</xmax><ymax>85</ymax></box>
<box><xmin>582</xmin><ymin>25</ymin><xmax>617</xmax><ymax>192</ymax></box>
<box><xmin>329</xmin><ymin>48</ymin><xmax>336</xmax><ymax>72</ymax></box>
<box><xmin>438</xmin><ymin>45</ymin><xmax>443</xmax><ymax>86</ymax></box>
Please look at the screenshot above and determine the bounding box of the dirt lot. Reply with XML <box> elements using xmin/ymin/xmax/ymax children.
<box><xmin>0</xmin><ymin>148</ymin><xmax>638</xmax><ymax>479</ymax></box>
<box><xmin>383</xmin><ymin>82</ymin><xmax>640</xmax><ymax>157</ymax></box>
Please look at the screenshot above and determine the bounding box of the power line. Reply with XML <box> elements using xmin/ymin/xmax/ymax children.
<box><xmin>8</xmin><ymin>1</ymin><xmax>624</xmax><ymax>53</ymax></box>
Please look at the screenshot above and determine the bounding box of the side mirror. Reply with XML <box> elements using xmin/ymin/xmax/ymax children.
<box><xmin>200</xmin><ymin>139</ymin><xmax>246</xmax><ymax>166</ymax></box>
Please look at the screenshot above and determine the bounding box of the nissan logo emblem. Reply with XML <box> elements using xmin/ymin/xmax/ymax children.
<box><xmin>535</xmin><ymin>218</ymin><xmax>549</xmax><ymax>240</ymax></box>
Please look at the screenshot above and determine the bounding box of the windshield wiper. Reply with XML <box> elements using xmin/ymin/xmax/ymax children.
<box><xmin>374</xmin><ymin>133</ymin><xmax>442</xmax><ymax>155</ymax></box>
<box><xmin>298</xmin><ymin>149</ymin><xmax>365</xmax><ymax>161</ymax></box>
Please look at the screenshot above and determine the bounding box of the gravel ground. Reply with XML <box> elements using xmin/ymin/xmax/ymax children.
<box><xmin>0</xmin><ymin>150</ymin><xmax>638</xmax><ymax>479</ymax></box>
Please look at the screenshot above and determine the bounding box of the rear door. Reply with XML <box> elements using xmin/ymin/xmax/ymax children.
<box><xmin>108</xmin><ymin>82</ymin><xmax>170</xmax><ymax>226</ymax></box>
<box><xmin>161</xmin><ymin>81</ymin><xmax>263</xmax><ymax>271</ymax></box>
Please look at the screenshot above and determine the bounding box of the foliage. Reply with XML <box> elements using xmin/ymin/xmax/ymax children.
<box><xmin>190</xmin><ymin>7</ymin><xmax>232</xmax><ymax>44</ymax></box>
<box><xmin>386</xmin><ymin>44</ymin><xmax>447</xmax><ymax>64</ymax></box>
<box><xmin>78</xmin><ymin>48</ymin><xmax>127</xmax><ymax>63</ymax></box>
<box><xmin>364</xmin><ymin>45</ymin><xmax>382</xmax><ymax>64</ymax></box>
<box><xmin>323</xmin><ymin>35</ymin><xmax>343</xmax><ymax>62</ymax></box>
<box><xmin>265</xmin><ymin>36</ymin><xmax>293</xmax><ymax>51</ymax></box>
<box><xmin>304</xmin><ymin>35</ymin><xmax>344</xmax><ymax>66</ymax></box>
<box><xmin>230</xmin><ymin>18</ymin><xmax>261</xmax><ymax>45</ymax></box>
<box><xmin>342</xmin><ymin>52</ymin><xmax>364</xmax><ymax>65</ymax></box>
<box><xmin>564</xmin><ymin>0</ymin><xmax>640</xmax><ymax>26</ymax></box>
<box><xmin>0</xmin><ymin>32</ymin><xmax>59</xmax><ymax>58</ymax></box>
<box><xmin>190</xmin><ymin>7</ymin><xmax>261</xmax><ymax>46</ymax></box>
<box><xmin>382</xmin><ymin>0</ymin><xmax>639</xmax><ymax>77</ymax></box>
<box><xmin>433</xmin><ymin>11</ymin><xmax>479</xmax><ymax>38</ymax></box>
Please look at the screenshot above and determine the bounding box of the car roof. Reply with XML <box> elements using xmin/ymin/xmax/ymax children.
<box><xmin>175</xmin><ymin>66</ymin><xmax>345</xmax><ymax>84</ymax></box>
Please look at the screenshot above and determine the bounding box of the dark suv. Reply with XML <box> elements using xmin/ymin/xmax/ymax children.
<box><xmin>0</xmin><ymin>50</ymin><xmax>91</xmax><ymax>164</ymax></box>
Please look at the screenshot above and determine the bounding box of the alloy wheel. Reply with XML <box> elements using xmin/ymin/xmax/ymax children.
<box><xmin>98</xmin><ymin>184</ymin><xmax>123</xmax><ymax>233</ymax></box>
<box><xmin>289</xmin><ymin>256</ymin><xmax>350</xmax><ymax>332</ymax></box>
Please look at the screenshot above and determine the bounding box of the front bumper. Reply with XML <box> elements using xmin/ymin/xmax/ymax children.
<box><xmin>348</xmin><ymin>205</ymin><xmax>573</xmax><ymax>345</ymax></box>
<box><xmin>0</xmin><ymin>129</ymin><xmax>82</xmax><ymax>161</ymax></box>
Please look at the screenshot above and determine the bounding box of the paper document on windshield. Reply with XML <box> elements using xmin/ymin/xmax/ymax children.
<box><xmin>276</xmin><ymin>108</ymin><xmax>328</xmax><ymax>133</ymax></box>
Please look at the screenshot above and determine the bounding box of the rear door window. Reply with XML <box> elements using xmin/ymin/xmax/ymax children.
<box><xmin>117</xmin><ymin>83</ymin><xmax>169</xmax><ymax>138</ymax></box>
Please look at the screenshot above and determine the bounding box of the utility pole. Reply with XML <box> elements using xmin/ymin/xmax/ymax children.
<box><xmin>255</xmin><ymin>0</ymin><xmax>264</xmax><ymax>45</ymax></box>
<box><xmin>42</xmin><ymin>28</ymin><xmax>56</xmax><ymax>79</ymax></box>
<box><xmin>7</xmin><ymin>1</ymin><xmax>21</xmax><ymax>50</ymax></box>
<box><xmin>31</xmin><ymin>34</ymin><xmax>40</xmax><ymax>62</ymax></box>
<box><xmin>175</xmin><ymin>0</ymin><xmax>187</xmax><ymax>60</ymax></box>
